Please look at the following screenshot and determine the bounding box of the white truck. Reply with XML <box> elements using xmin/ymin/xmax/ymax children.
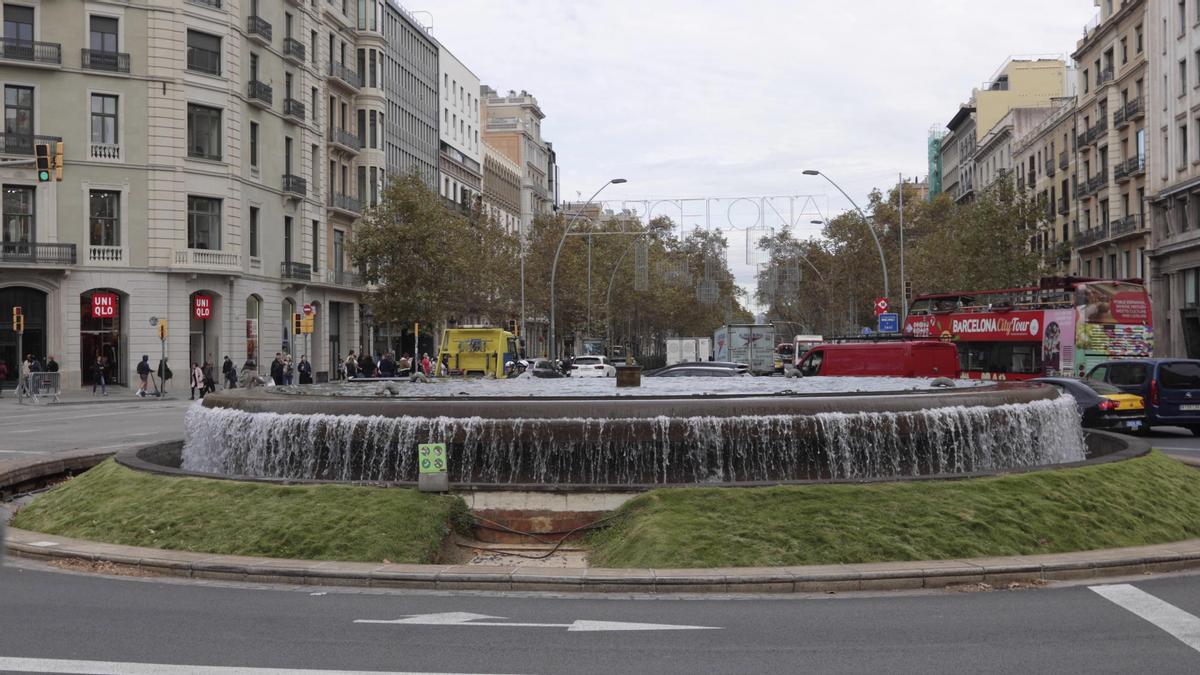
<box><xmin>665</xmin><ymin>337</ymin><xmax>712</xmax><ymax>366</ymax></box>
<box><xmin>713</xmin><ymin>324</ymin><xmax>775</xmax><ymax>375</ymax></box>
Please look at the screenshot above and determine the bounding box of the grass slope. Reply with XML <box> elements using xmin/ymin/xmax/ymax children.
<box><xmin>588</xmin><ymin>451</ymin><xmax>1200</xmax><ymax>568</ymax></box>
<box><xmin>11</xmin><ymin>460</ymin><xmax>468</xmax><ymax>563</ymax></box>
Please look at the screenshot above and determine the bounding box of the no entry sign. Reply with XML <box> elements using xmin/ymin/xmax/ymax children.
<box><xmin>193</xmin><ymin>294</ymin><xmax>213</xmax><ymax>320</ymax></box>
<box><xmin>91</xmin><ymin>292</ymin><xmax>117</xmax><ymax>318</ymax></box>
<box><xmin>303</xmin><ymin>303</ymin><xmax>314</xmax><ymax>316</ymax></box>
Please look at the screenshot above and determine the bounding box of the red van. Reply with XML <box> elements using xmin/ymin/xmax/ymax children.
<box><xmin>796</xmin><ymin>341</ymin><xmax>961</xmax><ymax>378</ymax></box>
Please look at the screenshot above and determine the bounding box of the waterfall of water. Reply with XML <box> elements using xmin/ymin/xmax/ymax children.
<box><xmin>181</xmin><ymin>396</ymin><xmax>1086</xmax><ymax>485</ymax></box>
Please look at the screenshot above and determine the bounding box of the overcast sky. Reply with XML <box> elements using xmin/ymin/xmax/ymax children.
<box><xmin>418</xmin><ymin>0</ymin><xmax>1096</xmax><ymax>307</ymax></box>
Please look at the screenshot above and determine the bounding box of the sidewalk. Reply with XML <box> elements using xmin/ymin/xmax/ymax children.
<box><xmin>1</xmin><ymin>385</ymin><xmax>189</xmax><ymax>406</ymax></box>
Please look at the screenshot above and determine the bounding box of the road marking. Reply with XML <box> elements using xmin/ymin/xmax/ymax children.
<box><xmin>1091</xmin><ymin>584</ymin><xmax>1200</xmax><ymax>653</ymax></box>
<box><xmin>1156</xmin><ymin>446</ymin><xmax>1200</xmax><ymax>452</ymax></box>
<box><xmin>355</xmin><ymin>611</ymin><xmax>720</xmax><ymax>632</ymax></box>
<box><xmin>0</xmin><ymin>657</ymin><xmax>520</xmax><ymax>675</ymax></box>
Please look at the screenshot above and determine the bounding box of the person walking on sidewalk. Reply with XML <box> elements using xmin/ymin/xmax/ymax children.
<box><xmin>190</xmin><ymin>362</ymin><xmax>204</xmax><ymax>400</ymax></box>
<box><xmin>297</xmin><ymin>355</ymin><xmax>313</xmax><ymax>384</ymax></box>
<box><xmin>91</xmin><ymin>356</ymin><xmax>107</xmax><ymax>396</ymax></box>
<box><xmin>222</xmin><ymin>356</ymin><xmax>237</xmax><ymax>389</ymax></box>
<box><xmin>136</xmin><ymin>355</ymin><xmax>151</xmax><ymax>397</ymax></box>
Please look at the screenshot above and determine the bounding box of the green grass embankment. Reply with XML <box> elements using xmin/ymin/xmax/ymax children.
<box><xmin>11</xmin><ymin>460</ymin><xmax>468</xmax><ymax>563</ymax></box>
<box><xmin>588</xmin><ymin>451</ymin><xmax>1200</xmax><ymax>568</ymax></box>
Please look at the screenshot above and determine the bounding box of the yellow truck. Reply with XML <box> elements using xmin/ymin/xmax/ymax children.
<box><xmin>438</xmin><ymin>327</ymin><xmax>519</xmax><ymax>378</ymax></box>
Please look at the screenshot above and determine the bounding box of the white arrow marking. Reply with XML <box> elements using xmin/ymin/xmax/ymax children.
<box><xmin>354</xmin><ymin>612</ymin><xmax>719</xmax><ymax>632</ymax></box>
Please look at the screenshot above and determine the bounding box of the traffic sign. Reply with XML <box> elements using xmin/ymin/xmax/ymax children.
<box><xmin>874</xmin><ymin>297</ymin><xmax>889</xmax><ymax>316</ymax></box>
<box><xmin>157</xmin><ymin>320</ymin><xmax>168</xmax><ymax>341</ymax></box>
<box><xmin>303</xmin><ymin>303</ymin><xmax>314</xmax><ymax>316</ymax></box>
<box><xmin>878</xmin><ymin>312</ymin><xmax>899</xmax><ymax>333</ymax></box>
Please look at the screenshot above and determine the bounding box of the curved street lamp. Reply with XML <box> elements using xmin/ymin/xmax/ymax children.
<box><xmin>803</xmin><ymin>169</ymin><xmax>889</xmax><ymax>303</ymax></box>
<box><xmin>549</xmin><ymin>178</ymin><xmax>627</xmax><ymax>361</ymax></box>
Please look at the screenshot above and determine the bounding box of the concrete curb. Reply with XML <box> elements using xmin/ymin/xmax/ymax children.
<box><xmin>5</xmin><ymin>450</ymin><xmax>1200</xmax><ymax>593</ymax></box>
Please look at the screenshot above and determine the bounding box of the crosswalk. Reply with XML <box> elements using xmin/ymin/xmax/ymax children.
<box><xmin>1091</xmin><ymin>583</ymin><xmax>1200</xmax><ymax>654</ymax></box>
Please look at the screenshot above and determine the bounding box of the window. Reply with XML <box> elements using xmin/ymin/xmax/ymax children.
<box><xmin>369</xmin><ymin>49</ymin><xmax>376</xmax><ymax>88</ymax></box>
<box><xmin>1183</xmin><ymin>59</ymin><xmax>1189</xmax><ymax>96</ymax></box>
<box><xmin>284</xmin><ymin>216</ymin><xmax>292</xmax><ymax>264</ymax></box>
<box><xmin>2</xmin><ymin>185</ymin><xmax>34</xmax><ymax>244</ymax></box>
<box><xmin>311</xmin><ymin>144</ymin><xmax>319</xmax><ymax>188</ymax></box>
<box><xmin>187</xmin><ymin>196</ymin><xmax>221</xmax><ymax>250</ymax></box>
<box><xmin>1182</xmin><ymin>123</ymin><xmax>1189</xmax><ymax>168</ymax></box>
<box><xmin>89</xmin><ymin>15</ymin><xmax>118</xmax><ymax>53</ymax></box>
<box><xmin>249</xmin><ymin>121</ymin><xmax>258</xmax><ymax>169</ymax></box>
<box><xmin>357</xmin><ymin>108</ymin><xmax>366</xmax><ymax>141</ymax></box>
<box><xmin>4</xmin><ymin>85</ymin><xmax>32</xmax><ymax>150</ymax></box>
<box><xmin>89</xmin><ymin>190</ymin><xmax>119</xmax><ymax>246</ymax></box>
<box><xmin>1109</xmin><ymin>363</ymin><xmax>1148</xmax><ymax>386</ymax></box>
<box><xmin>187</xmin><ymin>104</ymin><xmax>222</xmax><ymax>160</ymax></box>
<box><xmin>89</xmin><ymin>94</ymin><xmax>118</xmax><ymax>145</ymax></box>
<box><xmin>311</xmin><ymin>219</ymin><xmax>319</xmax><ymax>271</ymax></box>
<box><xmin>1162</xmin><ymin>362</ymin><xmax>1200</xmax><ymax>389</ymax></box>
<box><xmin>369</xmin><ymin>110</ymin><xmax>377</xmax><ymax>148</ymax></box>
<box><xmin>310</xmin><ymin>29</ymin><xmax>317</xmax><ymax>65</ymax></box>
<box><xmin>369</xmin><ymin>166</ymin><xmax>377</xmax><ymax>206</ymax></box>
<box><xmin>1083</xmin><ymin>69</ymin><xmax>1089</xmax><ymax>94</ymax></box>
<box><xmin>3</xmin><ymin>5</ymin><xmax>33</xmax><ymax>47</ymax></box>
<box><xmin>186</xmin><ymin>30</ymin><xmax>221</xmax><ymax>76</ymax></box>
<box><xmin>1180</xmin><ymin>0</ymin><xmax>1187</xmax><ymax>36</ymax></box>
<box><xmin>1136</xmin><ymin>24</ymin><xmax>1144</xmax><ymax>53</ymax></box>
<box><xmin>248</xmin><ymin>206</ymin><xmax>259</xmax><ymax>258</ymax></box>
<box><xmin>250</xmin><ymin>52</ymin><xmax>259</xmax><ymax>82</ymax></box>
<box><xmin>1121</xmin><ymin>36</ymin><xmax>1128</xmax><ymax>64</ymax></box>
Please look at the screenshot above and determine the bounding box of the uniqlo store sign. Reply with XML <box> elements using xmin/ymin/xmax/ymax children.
<box><xmin>193</xmin><ymin>294</ymin><xmax>213</xmax><ymax>320</ymax></box>
<box><xmin>91</xmin><ymin>292</ymin><xmax>118</xmax><ymax>318</ymax></box>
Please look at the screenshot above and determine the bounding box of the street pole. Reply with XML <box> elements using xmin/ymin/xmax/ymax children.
<box><xmin>549</xmin><ymin>178</ymin><xmax>626</xmax><ymax>361</ymax></box>
<box><xmin>586</xmin><ymin>234</ymin><xmax>592</xmax><ymax>337</ymax></box>
<box><xmin>803</xmin><ymin>170</ymin><xmax>889</xmax><ymax>303</ymax></box>
<box><xmin>899</xmin><ymin>173</ymin><xmax>906</xmax><ymax>318</ymax></box>
<box><xmin>519</xmin><ymin>224</ymin><xmax>527</xmax><ymax>358</ymax></box>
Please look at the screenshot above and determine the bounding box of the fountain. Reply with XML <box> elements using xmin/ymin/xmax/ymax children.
<box><xmin>172</xmin><ymin>378</ymin><xmax>1089</xmax><ymax>487</ymax></box>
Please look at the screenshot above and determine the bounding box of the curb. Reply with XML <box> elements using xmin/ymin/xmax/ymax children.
<box><xmin>5</xmin><ymin>451</ymin><xmax>1200</xmax><ymax>593</ymax></box>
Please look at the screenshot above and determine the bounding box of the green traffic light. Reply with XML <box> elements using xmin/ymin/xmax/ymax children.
<box><xmin>37</xmin><ymin>170</ymin><xmax>50</xmax><ymax>181</ymax></box>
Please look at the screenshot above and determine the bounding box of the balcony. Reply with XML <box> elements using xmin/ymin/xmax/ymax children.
<box><xmin>0</xmin><ymin>133</ymin><xmax>62</xmax><ymax>156</ymax></box>
<box><xmin>246</xmin><ymin>15</ymin><xmax>272</xmax><ymax>45</ymax></box>
<box><xmin>1074</xmin><ymin>225</ymin><xmax>1109</xmax><ymax>249</ymax></box>
<box><xmin>87</xmin><ymin>245</ymin><xmax>126</xmax><ymax>267</ymax></box>
<box><xmin>282</xmin><ymin>37</ymin><xmax>305</xmax><ymax>63</ymax></box>
<box><xmin>1111</xmin><ymin>214</ymin><xmax>1146</xmax><ymax>239</ymax></box>
<box><xmin>281</xmin><ymin>261</ymin><xmax>312</xmax><ymax>281</ymax></box>
<box><xmin>325</xmin><ymin>268</ymin><xmax>362</xmax><ymax>287</ymax></box>
<box><xmin>1098</xmin><ymin>67</ymin><xmax>1114</xmax><ymax>85</ymax></box>
<box><xmin>186</xmin><ymin>0</ymin><xmax>222</xmax><ymax>7</ymax></box>
<box><xmin>1045</xmin><ymin>157</ymin><xmax>1056</xmax><ymax>178</ymax></box>
<box><xmin>0</xmin><ymin>242</ymin><xmax>75</xmax><ymax>266</ymax></box>
<box><xmin>247</xmin><ymin>80</ymin><xmax>272</xmax><ymax>108</ymax></box>
<box><xmin>1058</xmin><ymin>198</ymin><xmax>1070</xmax><ymax>216</ymax></box>
<box><xmin>1125</xmin><ymin>96</ymin><xmax>1144</xmax><ymax>121</ymax></box>
<box><xmin>1077</xmin><ymin>132</ymin><xmax>1091</xmax><ymax>153</ymax></box>
<box><xmin>282</xmin><ymin>174</ymin><xmax>307</xmax><ymax>197</ymax></box>
<box><xmin>1086</xmin><ymin>172</ymin><xmax>1107</xmax><ymax>196</ymax></box>
<box><xmin>81</xmin><ymin>49</ymin><xmax>130</xmax><ymax>73</ymax></box>
<box><xmin>327</xmin><ymin>61</ymin><xmax>361</xmax><ymax>90</ymax></box>
<box><xmin>328</xmin><ymin>127</ymin><xmax>361</xmax><ymax>155</ymax></box>
<box><xmin>1026</xmin><ymin>171</ymin><xmax>1036</xmax><ymax>189</ymax></box>
<box><xmin>1086</xmin><ymin>119</ymin><xmax>1108</xmax><ymax>146</ymax></box>
<box><xmin>0</xmin><ymin>38</ymin><xmax>62</xmax><ymax>66</ymax></box>
<box><xmin>86</xmin><ymin>142</ymin><xmax>121</xmax><ymax>163</ymax></box>
<box><xmin>172</xmin><ymin>248</ymin><xmax>240</xmax><ymax>272</ymax></box>
<box><xmin>1059</xmin><ymin>150</ymin><xmax>1069</xmax><ymax>170</ymax></box>
<box><xmin>283</xmin><ymin>97</ymin><xmax>305</xmax><ymax>121</ymax></box>
<box><xmin>327</xmin><ymin>192</ymin><xmax>362</xmax><ymax>217</ymax></box>
<box><xmin>1114</xmin><ymin>106</ymin><xmax>1127</xmax><ymax>129</ymax></box>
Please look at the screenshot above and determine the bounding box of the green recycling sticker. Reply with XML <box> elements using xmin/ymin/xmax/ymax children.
<box><xmin>418</xmin><ymin>443</ymin><xmax>447</xmax><ymax>474</ymax></box>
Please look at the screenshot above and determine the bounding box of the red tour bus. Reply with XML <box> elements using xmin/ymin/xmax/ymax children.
<box><xmin>903</xmin><ymin>277</ymin><xmax>1153</xmax><ymax>380</ymax></box>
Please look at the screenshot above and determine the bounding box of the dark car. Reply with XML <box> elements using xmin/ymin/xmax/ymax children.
<box><xmin>527</xmin><ymin>359</ymin><xmax>565</xmax><ymax>378</ymax></box>
<box><xmin>1032</xmin><ymin>377</ymin><xmax>1145</xmax><ymax>432</ymax></box>
<box><xmin>644</xmin><ymin>361</ymin><xmax>749</xmax><ymax>376</ymax></box>
<box><xmin>1086</xmin><ymin>359</ymin><xmax>1200</xmax><ymax>434</ymax></box>
<box><xmin>646</xmin><ymin>365</ymin><xmax>749</xmax><ymax>377</ymax></box>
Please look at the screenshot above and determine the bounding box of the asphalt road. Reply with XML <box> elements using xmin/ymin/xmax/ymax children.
<box><xmin>0</xmin><ymin>394</ymin><xmax>191</xmax><ymax>459</ymax></box>
<box><xmin>1</xmin><ymin>561</ymin><xmax>1200</xmax><ymax>673</ymax></box>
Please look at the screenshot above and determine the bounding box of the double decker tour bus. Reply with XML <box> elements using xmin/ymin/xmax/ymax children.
<box><xmin>903</xmin><ymin>277</ymin><xmax>1153</xmax><ymax>380</ymax></box>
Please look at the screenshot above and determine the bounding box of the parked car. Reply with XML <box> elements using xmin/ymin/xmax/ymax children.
<box><xmin>646</xmin><ymin>365</ymin><xmax>750</xmax><ymax>377</ymax></box>
<box><xmin>1032</xmin><ymin>377</ymin><xmax>1145</xmax><ymax>432</ymax></box>
<box><xmin>795</xmin><ymin>341</ymin><xmax>960</xmax><ymax>378</ymax></box>
<box><xmin>527</xmin><ymin>359</ymin><xmax>565</xmax><ymax>379</ymax></box>
<box><xmin>644</xmin><ymin>361</ymin><xmax>750</xmax><ymax>376</ymax></box>
<box><xmin>570</xmin><ymin>355</ymin><xmax>617</xmax><ymax>377</ymax></box>
<box><xmin>1086</xmin><ymin>358</ymin><xmax>1200</xmax><ymax>434</ymax></box>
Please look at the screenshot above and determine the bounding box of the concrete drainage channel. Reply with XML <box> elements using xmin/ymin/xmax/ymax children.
<box><xmin>6</xmin><ymin>448</ymin><xmax>1200</xmax><ymax>593</ymax></box>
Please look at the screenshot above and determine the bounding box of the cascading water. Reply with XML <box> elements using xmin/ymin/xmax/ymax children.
<box><xmin>181</xmin><ymin>395</ymin><xmax>1085</xmax><ymax>485</ymax></box>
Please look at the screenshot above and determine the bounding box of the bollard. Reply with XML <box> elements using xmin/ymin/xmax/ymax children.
<box><xmin>417</xmin><ymin>443</ymin><xmax>449</xmax><ymax>492</ymax></box>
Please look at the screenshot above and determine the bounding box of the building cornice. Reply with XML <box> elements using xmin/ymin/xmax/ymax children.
<box><xmin>1072</xmin><ymin>0</ymin><xmax>1145</xmax><ymax>61</ymax></box>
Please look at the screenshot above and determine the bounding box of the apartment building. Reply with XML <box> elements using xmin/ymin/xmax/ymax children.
<box><xmin>0</xmin><ymin>0</ymin><xmax>442</xmax><ymax>389</ymax></box>
<box><xmin>1071</xmin><ymin>0</ymin><xmax>1149</xmax><ymax>282</ymax></box>
<box><xmin>436</xmin><ymin>43</ymin><xmax>481</xmax><ymax>210</ymax></box>
<box><xmin>483</xmin><ymin>141</ymin><xmax>520</xmax><ymax>233</ymax></box>
<box><xmin>939</xmin><ymin>105</ymin><xmax>977</xmax><ymax>202</ymax></box>
<box><xmin>1147</xmin><ymin>0</ymin><xmax>1200</xmax><ymax>357</ymax></box>
<box><xmin>1011</xmin><ymin>97</ymin><xmax>1079</xmax><ymax>273</ymax></box>
<box><xmin>481</xmin><ymin>86</ymin><xmax>558</xmax><ymax>236</ymax></box>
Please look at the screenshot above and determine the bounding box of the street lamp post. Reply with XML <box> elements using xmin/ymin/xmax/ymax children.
<box><xmin>549</xmin><ymin>178</ymin><xmax>627</xmax><ymax>361</ymax></box>
<box><xmin>803</xmin><ymin>169</ymin><xmax>889</xmax><ymax>303</ymax></box>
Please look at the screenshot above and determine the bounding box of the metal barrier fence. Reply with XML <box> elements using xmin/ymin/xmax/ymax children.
<box><xmin>18</xmin><ymin>372</ymin><xmax>61</xmax><ymax>404</ymax></box>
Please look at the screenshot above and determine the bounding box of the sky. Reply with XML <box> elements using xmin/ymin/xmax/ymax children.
<box><xmin>416</xmin><ymin>0</ymin><xmax>1097</xmax><ymax>308</ymax></box>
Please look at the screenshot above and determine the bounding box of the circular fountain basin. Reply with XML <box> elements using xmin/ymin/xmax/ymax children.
<box><xmin>180</xmin><ymin>379</ymin><xmax>1087</xmax><ymax>486</ymax></box>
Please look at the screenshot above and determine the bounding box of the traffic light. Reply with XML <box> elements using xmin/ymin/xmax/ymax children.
<box><xmin>34</xmin><ymin>144</ymin><xmax>51</xmax><ymax>182</ymax></box>
<box><xmin>12</xmin><ymin>306</ymin><xmax>23</xmax><ymax>333</ymax></box>
<box><xmin>54</xmin><ymin>141</ymin><xmax>64</xmax><ymax>182</ymax></box>
<box><xmin>905</xmin><ymin>280</ymin><xmax>913</xmax><ymax>303</ymax></box>
<box><xmin>507</xmin><ymin>319</ymin><xmax>516</xmax><ymax>335</ymax></box>
<box><xmin>157</xmin><ymin>320</ymin><xmax>168</xmax><ymax>341</ymax></box>
<box><xmin>293</xmin><ymin>312</ymin><xmax>303</xmax><ymax>337</ymax></box>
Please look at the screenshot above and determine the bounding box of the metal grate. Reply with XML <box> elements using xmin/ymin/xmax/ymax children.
<box><xmin>633</xmin><ymin>240</ymin><xmax>649</xmax><ymax>291</ymax></box>
<box><xmin>696</xmin><ymin>278</ymin><xmax>719</xmax><ymax>304</ymax></box>
<box><xmin>658</xmin><ymin>257</ymin><xmax>690</xmax><ymax>285</ymax></box>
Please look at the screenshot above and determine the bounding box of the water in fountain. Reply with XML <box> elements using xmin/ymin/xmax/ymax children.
<box><xmin>182</xmin><ymin>396</ymin><xmax>1085</xmax><ymax>485</ymax></box>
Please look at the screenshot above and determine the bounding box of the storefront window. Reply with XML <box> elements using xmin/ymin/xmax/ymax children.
<box><xmin>89</xmin><ymin>190</ymin><xmax>119</xmax><ymax>246</ymax></box>
<box><xmin>80</xmin><ymin>289</ymin><xmax>122</xmax><ymax>385</ymax></box>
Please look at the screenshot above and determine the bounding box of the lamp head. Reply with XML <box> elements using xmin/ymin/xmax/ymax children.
<box><xmin>802</xmin><ymin>170</ymin><xmax>820</xmax><ymax>176</ymax></box>
<box><xmin>610</xmin><ymin>178</ymin><xmax>628</xmax><ymax>184</ymax></box>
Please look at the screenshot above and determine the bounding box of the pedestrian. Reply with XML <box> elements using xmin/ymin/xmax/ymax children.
<box><xmin>202</xmin><ymin>359</ymin><xmax>216</xmax><ymax>395</ymax></box>
<box><xmin>440</xmin><ymin>354</ymin><xmax>451</xmax><ymax>376</ymax></box>
<box><xmin>358</xmin><ymin>351</ymin><xmax>376</xmax><ymax>378</ymax></box>
<box><xmin>270</xmin><ymin>352</ymin><xmax>285</xmax><ymax>386</ymax></box>
<box><xmin>378</xmin><ymin>352</ymin><xmax>396</xmax><ymax>378</ymax></box>
<box><xmin>90</xmin><ymin>356</ymin><xmax>107</xmax><ymax>396</ymax></box>
<box><xmin>44</xmin><ymin>356</ymin><xmax>58</xmax><ymax>373</ymax></box>
<box><xmin>398</xmin><ymin>353</ymin><xmax>412</xmax><ymax>376</ymax></box>
<box><xmin>0</xmin><ymin>359</ymin><xmax>7</xmax><ymax>398</ymax></box>
<box><xmin>298</xmin><ymin>355</ymin><xmax>313</xmax><ymax>384</ymax></box>
<box><xmin>222</xmin><ymin>356</ymin><xmax>237</xmax><ymax>389</ymax></box>
<box><xmin>420</xmin><ymin>353</ymin><xmax>432</xmax><ymax>377</ymax></box>
<box><xmin>136</xmin><ymin>355</ymin><xmax>151</xmax><ymax>397</ymax></box>
<box><xmin>284</xmin><ymin>356</ymin><xmax>294</xmax><ymax>385</ymax></box>
<box><xmin>344</xmin><ymin>351</ymin><xmax>358</xmax><ymax>379</ymax></box>
<box><xmin>156</xmin><ymin>357</ymin><xmax>172</xmax><ymax>395</ymax></box>
<box><xmin>190</xmin><ymin>362</ymin><xmax>204</xmax><ymax>400</ymax></box>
